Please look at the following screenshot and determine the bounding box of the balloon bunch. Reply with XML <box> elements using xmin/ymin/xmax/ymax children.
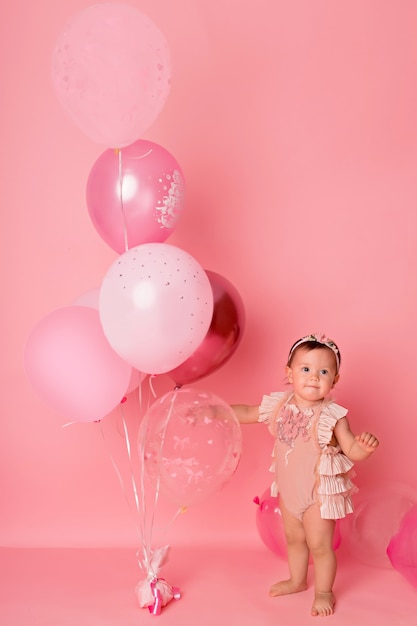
<box><xmin>24</xmin><ymin>0</ymin><xmax>247</xmax><ymax>424</ymax></box>
<box><xmin>24</xmin><ymin>3</ymin><xmax>245</xmax><ymax>615</ymax></box>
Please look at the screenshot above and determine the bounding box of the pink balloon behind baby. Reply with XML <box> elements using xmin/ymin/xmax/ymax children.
<box><xmin>24</xmin><ymin>306</ymin><xmax>132</xmax><ymax>423</ymax></box>
<box><xmin>51</xmin><ymin>3</ymin><xmax>171</xmax><ymax>147</ymax></box>
<box><xmin>86</xmin><ymin>140</ymin><xmax>185</xmax><ymax>254</ymax></box>
<box><xmin>99</xmin><ymin>244</ymin><xmax>214</xmax><ymax>375</ymax></box>
<box><xmin>254</xmin><ymin>490</ymin><xmax>341</xmax><ymax>559</ymax></box>
<box><xmin>387</xmin><ymin>504</ymin><xmax>417</xmax><ymax>589</ymax></box>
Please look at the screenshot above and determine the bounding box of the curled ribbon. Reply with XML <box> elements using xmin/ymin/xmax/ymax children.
<box><xmin>148</xmin><ymin>578</ymin><xmax>181</xmax><ymax>615</ymax></box>
<box><xmin>149</xmin><ymin>579</ymin><xmax>162</xmax><ymax>616</ymax></box>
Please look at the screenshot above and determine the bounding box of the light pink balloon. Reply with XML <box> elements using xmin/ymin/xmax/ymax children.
<box><xmin>86</xmin><ymin>140</ymin><xmax>185</xmax><ymax>253</ymax></box>
<box><xmin>51</xmin><ymin>3</ymin><xmax>171</xmax><ymax>147</ymax></box>
<box><xmin>99</xmin><ymin>244</ymin><xmax>214</xmax><ymax>375</ymax></box>
<box><xmin>24</xmin><ymin>306</ymin><xmax>132</xmax><ymax>422</ymax></box>
<box><xmin>141</xmin><ymin>387</ymin><xmax>242</xmax><ymax>507</ymax></box>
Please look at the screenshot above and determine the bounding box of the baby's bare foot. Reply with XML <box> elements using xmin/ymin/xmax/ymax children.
<box><xmin>311</xmin><ymin>591</ymin><xmax>335</xmax><ymax>617</ymax></box>
<box><xmin>269</xmin><ymin>579</ymin><xmax>308</xmax><ymax>597</ymax></box>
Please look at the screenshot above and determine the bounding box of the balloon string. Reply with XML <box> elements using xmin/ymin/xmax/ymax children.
<box><xmin>146</xmin><ymin>386</ymin><xmax>178</xmax><ymax>546</ymax></box>
<box><xmin>154</xmin><ymin>506</ymin><xmax>187</xmax><ymax>534</ymax></box>
<box><xmin>120</xmin><ymin>406</ymin><xmax>142</xmax><ymax>531</ymax></box>
<box><xmin>137</xmin><ymin>435</ymin><xmax>151</xmax><ymax>573</ymax></box>
<box><xmin>137</xmin><ymin>379</ymin><xmax>178</xmax><ymax>575</ymax></box>
<box><xmin>117</xmin><ymin>148</ymin><xmax>129</xmax><ymax>253</ymax></box>
<box><xmin>98</xmin><ymin>419</ymin><xmax>142</xmax><ymax>543</ymax></box>
<box><xmin>135</xmin><ymin>376</ymin><xmax>158</xmax><ymax>575</ymax></box>
<box><xmin>129</xmin><ymin>148</ymin><xmax>153</xmax><ymax>161</ymax></box>
<box><xmin>148</xmin><ymin>375</ymin><xmax>158</xmax><ymax>399</ymax></box>
<box><xmin>123</xmin><ymin>385</ymin><xmax>155</xmax><ymax>575</ymax></box>
<box><xmin>137</xmin><ymin>389</ymin><xmax>155</xmax><ymax>572</ymax></box>
<box><xmin>99</xmin><ymin>379</ymin><xmax>182</xmax><ymax>580</ymax></box>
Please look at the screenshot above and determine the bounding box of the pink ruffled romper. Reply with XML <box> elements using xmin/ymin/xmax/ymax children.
<box><xmin>259</xmin><ymin>392</ymin><xmax>356</xmax><ymax>521</ymax></box>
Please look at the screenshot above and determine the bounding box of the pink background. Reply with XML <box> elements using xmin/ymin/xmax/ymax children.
<box><xmin>2</xmin><ymin>0</ymin><xmax>417</xmax><ymax>592</ymax></box>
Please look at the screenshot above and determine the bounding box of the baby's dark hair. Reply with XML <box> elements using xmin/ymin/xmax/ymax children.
<box><xmin>287</xmin><ymin>334</ymin><xmax>341</xmax><ymax>372</ymax></box>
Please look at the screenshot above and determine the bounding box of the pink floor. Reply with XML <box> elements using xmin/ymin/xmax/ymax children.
<box><xmin>1</xmin><ymin>544</ymin><xmax>415</xmax><ymax>625</ymax></box>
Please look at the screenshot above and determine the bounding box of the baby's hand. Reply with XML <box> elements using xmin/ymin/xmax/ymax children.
<box><xmin>355</xmin><ymin>432</ymin><xmax>379</xmax><ymax>453</ymax></box>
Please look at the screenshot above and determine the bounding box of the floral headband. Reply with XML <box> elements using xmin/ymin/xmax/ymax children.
<box><xmin>288</xmin><ymin>333</ymin><xmax>341</xmax><ymax>372</ymax></box>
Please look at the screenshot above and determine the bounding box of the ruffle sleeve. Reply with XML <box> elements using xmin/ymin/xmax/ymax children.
<box><xmin>258</xmin><ymin>391</ymin><xmax>288</xmax><ymax>436</ymax></box>
<box><xmin>316</xmin><ymin>401</ymin><xmax>358</xmax><ymax>519</ymax></box>
<box><xmin>316</xmin><ymin>401</ymin><xmax>348</xmax><ymax>447</ymax></box>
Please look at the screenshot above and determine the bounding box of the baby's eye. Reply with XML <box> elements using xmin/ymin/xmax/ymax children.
<box><xmin>302</xmin><ymin>367</ymin><xmax>309</xmax><ymax>372</ymax></box>
<box><xmin>320</xmin><ymin>369</ymin><xmax>329</xmax><ymax>375</ymax></box>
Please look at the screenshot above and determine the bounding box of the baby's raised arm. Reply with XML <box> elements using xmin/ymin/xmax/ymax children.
<box><xmin>334</xmin><ymin>417</ymin><xmax>379</xmax><ymax>461</ymax></box>
<box><xmin>231</xmin><ymin>404</ymin><xmax>260</xmax><ymax>424</ymax></box>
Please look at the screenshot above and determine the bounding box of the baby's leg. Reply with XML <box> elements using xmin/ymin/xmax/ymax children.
<box><xmin>269</xmin><ymin>499</ymin><xmax>309</xmax><ymax>597</ymax></box>
<box><xmin>303</xmin><ymin>505</ymin><xmax>336</xmax><ymax>616</ymax></box>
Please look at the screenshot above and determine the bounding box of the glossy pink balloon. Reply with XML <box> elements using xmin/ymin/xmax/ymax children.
<box><xmin>140</xmin><ymin>387</ymin><xmax>242</xmax><ymax>507</ymax></box>
<box><xmin>254</xmin><ymin>489</ymin><xmax>341</xmax><ymax>559</ymax></box>
<box><xmin>51</xmin><ymin>3</ymin><xmax>171</xmax><ymax>147</ymax></box>
<box><xmin>99</xmin><ymin>244</ymin><xmax>214</xmax><ymax>375</ymax></box>
<box><xmin>387</xmin><ymin>503</ymin><xmax>417</xmax><ymax>590</ymax></box>
<box><xmin>86</xmin><ymin>140</ymin><xmax>185</xmax><ymax>253</ymax></box>
<box><xmin>168</xmin><ymin>270</ymin><xmax>245</xmax><ymax>386</ymax></box>
<box><xmin>24</xmin><ymin>306</ymin><xmax>132</xmax><ymax>422</ymax></box>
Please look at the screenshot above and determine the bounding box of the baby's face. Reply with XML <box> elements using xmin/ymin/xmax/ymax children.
<box><xmin>286</xmin><ymin>347</ymin><xmax>339</xmax><ymax>407</ymax></box>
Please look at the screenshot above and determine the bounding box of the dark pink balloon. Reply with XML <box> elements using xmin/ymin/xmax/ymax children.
<box><xmin>168</xmin><ymin>270</ymin><xmax>245</xmax><ymax>386</ymax></box>
<box><xmin>387</xmin><ymin>503</ymin><xmax>417</xmax><ymax>589</ymax></box>
<box><xmin>86</xmin><ymin>139</ymin><xmax>185</xmax><ymax>253</ymax></box>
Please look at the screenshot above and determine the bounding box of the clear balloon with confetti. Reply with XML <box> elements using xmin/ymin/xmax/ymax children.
<box><xmin>140</xmin><ymin>387</ymin><xmax>242</xmax><ymax>507</ymax></box>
